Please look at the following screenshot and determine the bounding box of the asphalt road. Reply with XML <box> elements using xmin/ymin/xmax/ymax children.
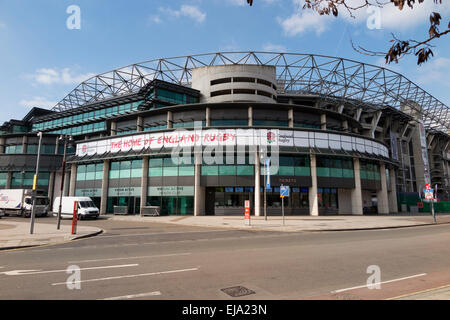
<box><xmin>0</xmin><ymin>216</ymin><xmax>449</xmax><ymax>300</ymax></box>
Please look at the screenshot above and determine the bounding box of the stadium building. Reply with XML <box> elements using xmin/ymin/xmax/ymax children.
<box><xmin>1</xmin><ymin>52</ymin><xmax>449</xmax><ymax>216</ymax></box>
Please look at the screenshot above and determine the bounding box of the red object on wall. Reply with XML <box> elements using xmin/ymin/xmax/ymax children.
<box><xmin>417</xmin><ymin>202</ymin><xmax>424</xmax><ymax>209</ymax></box>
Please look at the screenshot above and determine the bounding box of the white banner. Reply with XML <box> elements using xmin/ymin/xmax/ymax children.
<box><xmin>76</xmin><ymin>128</ymin><xmax>389</xmax><ymax>159</ymax></box>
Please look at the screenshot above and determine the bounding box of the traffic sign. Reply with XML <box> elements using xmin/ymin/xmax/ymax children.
<box><xmin>244</xmin><ymin>200</ymin><xmax>251</xmax><ymax>226</ymax></box>
<box><xmin>280</xmin><ymin>186</ymin><xmax>290</xmax><ymax>198</ymax></box>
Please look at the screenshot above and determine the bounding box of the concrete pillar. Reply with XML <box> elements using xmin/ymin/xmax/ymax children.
<box><xmin>321</xmin><ymin>114</ymin><xmax>327</xmax><ymax>130</ymax></box>
<box><xmin>0</xmin><ymin>137</ymin><xmax>5</xmax><ymax>154</ymax></box>
<box><xmin>47</xmin><ymin>172</ymin><xmax>55</xmax><ymax>210</ymax></box>
<box><xmin>69</xmin><ymin>164</ymin><xmax>77</xmax><ymax>197</ymax></box>
<box><xmin>100</xmin><ymin>160</ymin><xmax>110</xmax><ymax>215</ymax></box>
<box><xmin>6</xmin><ymin>172</ymin><xmax>12</xmax><ymax>189</ymax></box>
<box><xmin>140</xmin><ymin>156</ymin><xmax>149</xmax><ymax>215</ymax></box>
<box><xmin>350</xmin><ymin>158</ymin><xmax>363</xmax><ymax>215</ymax></box>
<box><xmin>342</xmin><ymin>120</ymin><xmax>349</xmax><ymax>131</ymax></box>
<box><xmin>137</xmin><ymin>116</ymin><xmax>144</xmax><ymax>132</ymax></box>
<box><xmin>206</xmin><ymin>107</ymin><xmax>211</xmax><ymax>127</ymax></box>
<box><xmin>248</xmin><ymin>106</ymin><xmax>253</xmax><ymax>127</ymax></box>
<box><xmin>63</xmin><ymin>171</ymin><xmax>70</xmax><ymax>196</ymax></box>
<box><xmin>22</xmin><ymin>136</ymin><xmax>28</xmax><ymax>154</ymax></box>
<box><xmin>55</xmin><ymin>137</ymin><xmax>60</xmax><ymax>155</ymax></box>
<box><xmin>110</xmin><ymin>121</ymin><xmax>117</xmax><ymax>136</ymax></box>
<box><xmin>254</xmin><ymin>149</ymin><xmax>261</xmax><ymax>217</ymax></box>
<box><xmin>309</xmin><ymin>154</ymin><xmax>319</xmax><ymax>216</ymax></box>
<box><xmin>194</xmin><ymin>152</ymin><xmax>205</xmax><ymax>216</ymax></box>
<box><xmin>167</xmin><ymin>111</ymin><xmax>173</xmax><ymax>129</ymax></box>
<box><xmin>288</xmin><ymin>108</ymin><xmax>294</xmax><ymax>128</ymax></box>
<box><xmin>388</xmin><ymin>167</ymin><xmax>398</xmax><ymax>213</ymax></box>
<box><xmin>377</xmin><ymin>162</ymin><xmax>390</xmax><ymax>214</ymax></box>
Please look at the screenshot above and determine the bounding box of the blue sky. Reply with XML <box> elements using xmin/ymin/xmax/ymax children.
<box><xmin>0</xmin><ymin>0</ymin><xmax>449</xmax><ymax>122</ymax></box>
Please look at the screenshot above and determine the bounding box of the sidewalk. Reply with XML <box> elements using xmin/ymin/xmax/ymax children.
<box><xmin>111</xmin><ymin>214</ymin><xmax>450</xmax><ymax>232</ymax></box>
<box><xmin>0</xmin><ymin>220</ymin><xmax>103</xmax><ymax>250</ymax></box>
<box><xmin>393</xmin><ymin>285</ymin><xmax>450</xmax><ymax>300</ymax></box>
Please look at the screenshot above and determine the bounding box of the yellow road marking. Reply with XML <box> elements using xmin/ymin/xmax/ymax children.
<box><xmin>386</xmin><ymin>284</ymin><xmax>450</xmax><ymax>300</ymax></box>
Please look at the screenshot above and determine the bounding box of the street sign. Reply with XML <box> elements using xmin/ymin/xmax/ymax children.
<box><xmin>266</xmin><ymin>158</ymin><xmax>271</xmax><ymax>190</ymax></box>
<box><xmin>280</xmin><ymin>186</ymin><xmax>290</xmax><ymax>198</ymax></box>
<box><xmin>244</xmin><ymin>200</ymin><xmax>251</xmax><ymax>226</ymax></box>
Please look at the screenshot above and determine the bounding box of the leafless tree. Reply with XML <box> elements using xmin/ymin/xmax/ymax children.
<box><xmin>248</xmin><ymin>0</ymin><xmax>449</xmax><ymax>65</ymax></box>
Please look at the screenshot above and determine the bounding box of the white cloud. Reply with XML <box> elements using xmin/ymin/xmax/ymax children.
<box><xmin>226</xmin><ymin>0</ymin><xmax>246</xmax><ymax>6</ymax></box>
<box><xmin>0</xmin><ymin>22</ymin><xmax>5</xmax><ymax>28</ymax></box>
<box><xmin>153</xmin><ymin>5</ymin><xmax>206</xmax><ymax>24</ymax></box>
<box><xmin>338</xmin><ymin>0</ymin><xmax>450</xmax><ymax>30</ymax></box>
<box><xmin>263</xmin><ymin>43</ymin><xmax>286</xmax><ymax>52</ymax></box>
<box><xmin>278</xmin><ymin>0</ymin><xmax>450</xmax><ymax>37</ymax></box>
<box><xmin>415</xmin><ymin>57</ymin><xmax>450</xmax><ymax>88</ymax></box>
<box><xmin>19</xmin><ymin>97</ymin><xmax>56</xmax><ymax>109</ymax></box>
<box><xmin>278</xmin><ymin>9</ymin><xmax>331</xmax><ymax>36</ymax></box>
<box><xmin>27</xmin><ymin>68</ymin><xmax>95</xmax><ymax>85</ymax></box>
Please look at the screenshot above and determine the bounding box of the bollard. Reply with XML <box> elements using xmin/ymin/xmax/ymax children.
<box><xmin>72</xmin><ymin>201</ymin><xmax>78</xmax><ymax>235</ymax></box>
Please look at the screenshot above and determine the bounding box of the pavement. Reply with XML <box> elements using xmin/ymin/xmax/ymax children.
<box><xmin>0</xmin><ymin>216</ymin><xmax>448</xmax><ymax>300</ymax></box>
<box><xmin>111</xmin><ymin>213</ymin><xmax>450</xmax><ymax>232</ymax></box>
<box><xmin>0</xmin><ymin>213</ymin><xmax>448</xmax><ymax>251</ymax></box>
<box><xmin>0</xmin><ymin>219</ymin><xmax>103</xmax><ymax>250</ymax></box>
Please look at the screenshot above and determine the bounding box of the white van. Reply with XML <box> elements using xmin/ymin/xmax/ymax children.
<box><xmin>53</xmin><ymin>197</ymin><xmax>99</xmax><ymax>220</ymax></box>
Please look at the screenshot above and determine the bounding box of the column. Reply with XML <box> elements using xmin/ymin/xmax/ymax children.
<box><xmin>68</xmin><ymin>164</ymin><xmax>77</xmax><ymax>197</ymax></box>
<box><xmin>137</xmin><ymin>116</ymin><xmax>144</xmax><ymax>132</ymax></box>
<box><xmin>288</xmin><ymin>108</ymin><xmax>294</xmax><ymax>128</ymax></box>
<box><xmin>377</xmin><ymin>163</ymin><xmax>390</xmax><ymax>214</ymax></box>
<box><xmin>22</xmin><ymin>136</ymin><xmax>28</xmax><ymax>154</ymax></box>
<box><xmin>320</xmin><ymin>114</ymin><xmax>327</xmax><ymax>130</ymax></box>
<box><xmin>342</xmin><ymin>120</ymin><xmax>349</xmax><ymax>132</ymax></box>
<box><xmin>254</xmin><ymin>149</ymin><xmax>261</xmax><ymax>217</ymax></box>
<box><xmin>0</xmin><ymin>137</ymin><xmax>5</xmax><ymax>154</ymax></box>
<box><xmin>206</xmin><ymin>107</ymin><xmax>211</xmax><ymax>127</ymax></box>
<box><xmin>6</xmin><ymin>172</ymin><xmax>12</xmax><ymax>189</ymax></box>
<box><xmin>140</xmin><ymin>156</ymin><xmax>149</xmax><ymax>215</ymax></box>
<box><xmin>350</xmin><ymin>158</ymin><xmax>363</xmax><ymax>215</ymax></box>
<box><xmin>47</xmin><ymin>172</ymin><xmax>55</xmax><ymax>210</ymax></box>
<box><xmin>248</xmin><ymin>106</ymin><xmax>253</xmax><ymax>127</ymax></box>
<box><xmin>63</xmin><ymin>171</ymin><xmax>70</xmax><ymax>196</ymax></box>
<box><xmin>194</xmin><ymin>152</ymin><xmax>205</xmax><ymax>216</ymax></box>
<box><xmin>110</xmin><ymin>121</ymin><xmax>117</xmax><ymax>136</ymax></box>
<box><xmin>309</xmin><ymin>154</ymin><xmax>319</xmax><ymax>216</ymax></box>
<box><xmin>167</xmin><ymin>111</ymin><xmax>173</xmax><ymax>129</ymax></box>
<box><xmin>100</xmin><ymin>160</ymin><xmax>110</xmax><ymax>215</ymax></box>
<box><xmin>388</xmin><ymin>167</ymin><xmax>398</xmax><ymax>214</ymax></box>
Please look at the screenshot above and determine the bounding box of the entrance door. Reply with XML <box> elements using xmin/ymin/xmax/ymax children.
<box><xmin>205</xmin><ymin>188</ymin><xmax>215</xmax><ymax>215</ymax></box>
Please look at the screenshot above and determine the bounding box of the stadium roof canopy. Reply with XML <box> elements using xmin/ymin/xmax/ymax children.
<box><xmin>51</xmin><ymin>52</ymin><xmax>450</xmax><ymax>132</ymax></box>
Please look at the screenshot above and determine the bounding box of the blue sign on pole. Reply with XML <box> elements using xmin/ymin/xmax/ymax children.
<box><xmin>266</xmin><ymin>158</ymin><xmax>271</xmax><ymax>190</ymax></box>
<box><xmin>280</xmin><ymin>186</ymin><xmax>290</xmax><ymax>198</ymax></box>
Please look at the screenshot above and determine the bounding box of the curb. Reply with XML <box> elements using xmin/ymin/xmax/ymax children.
<box><xmin>0</xmin><ymin>229</ymin><xmax>104</xmax><ymax>252</ymax></box>
<box><xmin>113</xmin><ymin>218</ymin><xmax>450</xmax><ymax>233</ymax></box>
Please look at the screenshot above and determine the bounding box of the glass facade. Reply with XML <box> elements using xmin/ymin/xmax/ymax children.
<box><xmin>316</xmin><ymin>157</ymin><xmax>354</xmax><ymax>178</ymax></box>
<box><xmin>0</xmin><ymin>172</ymin><xmax>7</xmax><ymax>187</ymax></box>
<box><xmin>11</xmin><ymin>172</ymin><xmax>49</xmax><ymax>189</ymax></box>
<box><xmin>156</xmin><ymin>88</ymin><xmax>199</xmax><ymax>105</ymax></box>
<box><xmin>32</xmin><ymin>101</ymin><xmax>143</xmax><ymax>132</ymax></box>
<box><xmin>318</xmin><ymin>188</ymin><xmax>338</xmax><ymax>209</ymax></box>
<box><xmin>265</xmin><ymin>155</ymin><xmax>310</xmax><ymax>176</ymax></box>
<box><xmin>48</xmin><ymin>121</ymin><xmax>107</xmax><ymax>136</ymax></box>
<box><xmin>360</xmin><ymin>160</ymin><xmax>381</xmax><ymax>180</ymax></box>
<box><xmin>5</xmin><ymin>145</ymin><xmax>23</xmax><ymax>154</ymax></box>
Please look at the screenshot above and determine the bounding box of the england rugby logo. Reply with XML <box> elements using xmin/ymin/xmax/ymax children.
<box><xmin>267</xmin><ymin>131</ymin><xmax>276</xmax><ymax>144</ymax></box>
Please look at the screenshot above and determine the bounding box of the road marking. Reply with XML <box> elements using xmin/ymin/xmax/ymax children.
<box><xmin>98</xmin><ymin>229</ymin><xmax>231</xmax><ymax>239</ymax></box>
<box><xmin>331</xmin><ymin>273</ymin><xmax>427</xmax><ymax>293</ymax></box>
<box><xmin>0</xmin><ymin>264</ymin><xmax>139</xmax><ymax>276</ymax></box>
<box><xmin>386</xmin><ymin>283</ymin><xmax>450</xmax><ymax>300</ymax></box>
<box><xmin>68</xmin><ymin>253</ymin><xmax>191</xmax><ymax>263</ymax></box>
<box><xmin>51</xmin><ymin>267</ymin><xmax>199</xmax><ymax>286</ymax></box>
<box><xmin>99</xmin><ymin>291</ymin><xmax>162</xmax><ymax>300</ymax></box>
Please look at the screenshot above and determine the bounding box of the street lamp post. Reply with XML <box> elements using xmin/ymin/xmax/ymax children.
<box><xmin>30</xmin><ymin>132</ymin><xmax>43</xmax><ymax>235</ymax></box>
<box><xmin>260</xmin><ymin>150</ymin><xmax>267</xmax><ymax>221</ymax></box>
<box><xmin>57</xmin><ymin>135</ymin><xmax>73</xmax><ymax>230</ymax></box>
